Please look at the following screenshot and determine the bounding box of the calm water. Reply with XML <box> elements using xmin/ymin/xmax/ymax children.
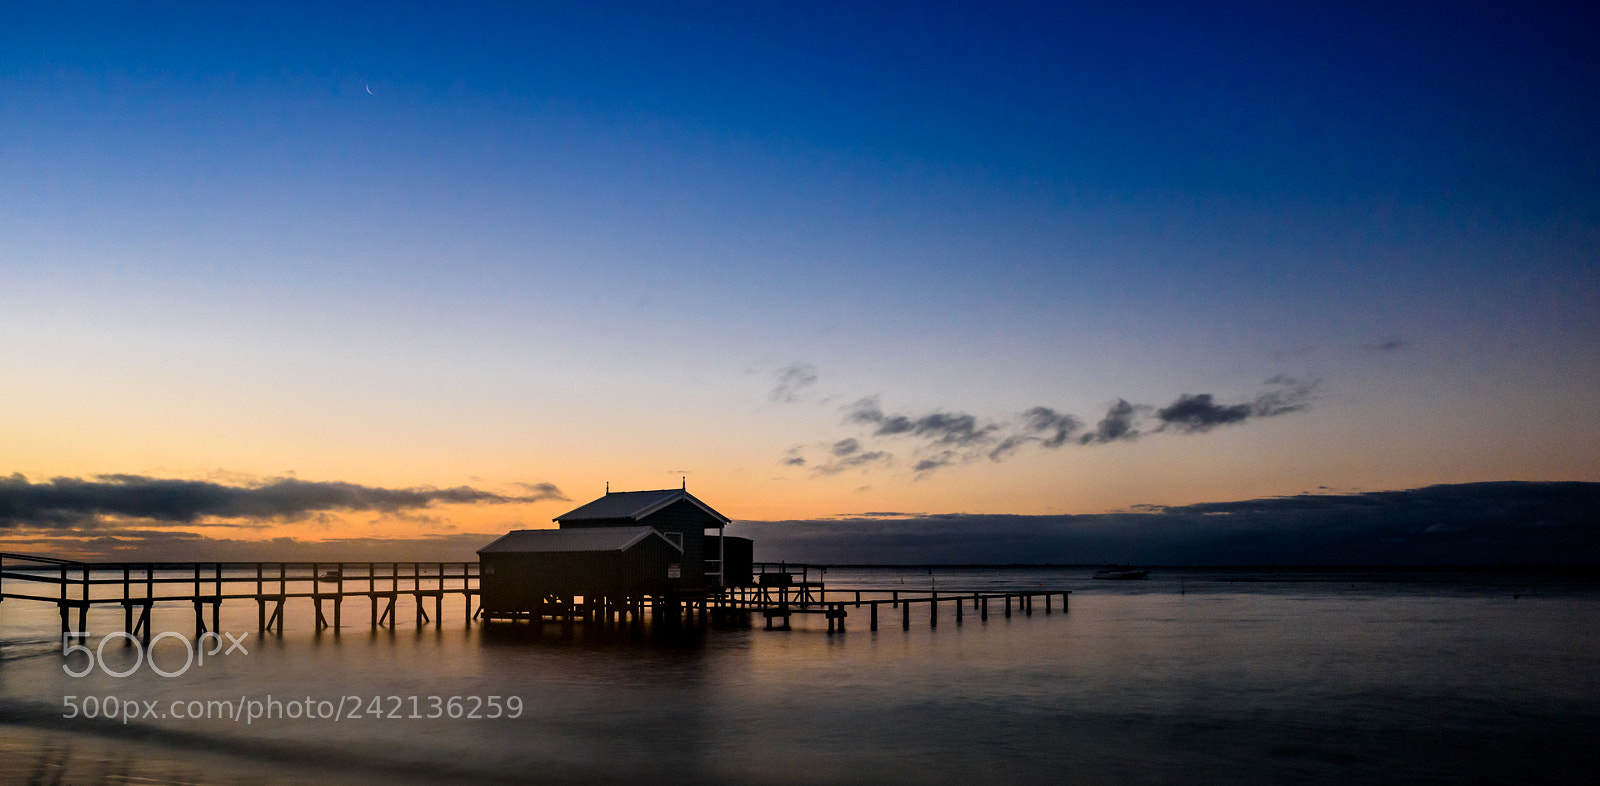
<box><xmin>2</xmin><ymin>567</ymin><xmax>1597</xmax><ymax>784</ymax></box>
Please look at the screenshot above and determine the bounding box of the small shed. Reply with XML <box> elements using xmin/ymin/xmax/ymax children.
<box><xmin>477</xmin><ymin>526</ymin><xmax>683</xmax><ymax>614</ymax></box>
<box><xmin>554</xmin><ymin>488</ymin><xmax>732</xmax><ymax>588</ymax></box>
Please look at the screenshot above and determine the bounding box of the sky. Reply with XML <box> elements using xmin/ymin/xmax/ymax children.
<box><xmin>2</xmin><ymin>2</ymin><xmax>1597</xmax><ymax>560</ymax></box>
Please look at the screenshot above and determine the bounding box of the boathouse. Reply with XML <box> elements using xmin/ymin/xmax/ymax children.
<box><xmin>477</xmin><ymin>527</ymin><xmax>684</xmax><ymax>613</ymax></box>
<box><xmin>554</xmin><ymin>487</ymin><xmax>738</xmax><ymax>588</ymax></box>
<box><xmin>475</xmin><ymin>488</ymin><xmax>753</xmax><ymax>618</ymax></box>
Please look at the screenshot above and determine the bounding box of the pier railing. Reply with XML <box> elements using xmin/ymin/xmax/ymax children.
<box><xmin>0</xmin><ymin>552</ymin><xmax>478</xmax><ymax>639</ymax></box>
<box><xmin>3</xmin><ymin>553</ymin><xmax>1064</xmax><ymax>637</ymax></box>
<box><xmin>721</xmin><ymin>579</ymin><xmax>1067</xmax><ymax>632</ymax></box>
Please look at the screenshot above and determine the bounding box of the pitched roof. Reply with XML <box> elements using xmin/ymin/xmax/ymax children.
<box><xmin>476</xmin><ymin>526</ymin><xmax>682</xmax><ymax>554</ymax></box>
<box><xmin>552</xmin><ymin>489</ymin><xmax>731</xmax><ymax>525</ymax></box>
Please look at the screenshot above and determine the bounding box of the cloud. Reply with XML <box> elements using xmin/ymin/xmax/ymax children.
<box><xmin>512</xmin><ymin>482</ymin><xmax>569</xmax><ymax>502</ymax></box>
<box><xmin>1155</xmin><ymin>394</ymin><xmax>1253</xmax><ymax>432</ymax></box>
<box><xmin>1079</xmin><ymin>399</ymin><xmax>1144</xmax><ymax>445</ymax></box>
<box><xmin>729</xmin><ymin>482</ymin><xmax>1600</xmax><ymax>566</ymax></box>
<box><xmin>789</xmin><ymin>379</ymin><xmax>1317</xmax><ymax>476</ymax></box>
<box><xmin>1362</xmin><ymin>339</ymin><xmax>1406</xmax><ymax>352</ymax></box>
<box><xmin>845</xmin><ymin>398</ymin><xmax>999</xmax><ymax>447</ymax></box>
<box><xmin>813</xmin><ymin>450</ymin><xmax>892</xmax><ymax>476</ymax></box>
<box><xmin>0</xmin><ymin>473</ymin><xmax>566</xmax><ymax>530</ymax></box>
<box><xmin>1022</xmin><ymin>407</ymin><xmax>1082</xmax><ymax>449</ymax></box>
<box><xmin>769</xmin><ymin>363</ymin><xmax>819</xmax><ymax>403</ymax></box>
<box><xmin>989</xmin><ymin>407</ymin><xmax>1082</xmax><ymax>460</ymax></box>
<box><xmin>1250</xmin><ymin>377</ymin><xmax>1316</xmax><ymax>417</ymax></box>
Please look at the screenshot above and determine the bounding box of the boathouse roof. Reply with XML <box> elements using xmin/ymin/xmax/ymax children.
<box><xmin>476</xmin><ymin>526</ymin><xmax>683</xmax><ymax>554</ymax></box>
<box><xmin>553</xmin><ymin>489</ymin><xmax>731</xmax><ymax>525</ymax></box>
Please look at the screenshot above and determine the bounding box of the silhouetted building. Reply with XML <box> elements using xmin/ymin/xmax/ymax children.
<box><xmin>554</xmin><ymin>488</ymin><xmax>733</xmax><ymax>587</ymax></box>
<box><xmin>477</xmin><ymin>527</ymin><xmax>682</xmax><ymax>613</ymax></box>
<box><xmin>476</xmin><ymin>487</ymin><xmax>751</xmax><ymax>617</ymax></box>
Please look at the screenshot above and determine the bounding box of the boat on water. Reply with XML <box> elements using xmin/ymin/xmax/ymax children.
<box><xmin>1093</xmin><ymin>566</ymin><xmax>1150</xmax><ymax>580</ymax></box>
<box><xmin>318</xmin><ymin>569</ymin><xmax>343</xmax><ymax>582</ymax></box>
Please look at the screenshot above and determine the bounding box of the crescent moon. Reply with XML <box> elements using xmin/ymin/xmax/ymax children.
<box><xmin>365</xmin><ymin>84</ymin><xmax>373</xmax><ymax>95</ymax></box>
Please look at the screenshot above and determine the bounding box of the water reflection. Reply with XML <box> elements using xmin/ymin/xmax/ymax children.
<box><xmin>2</xmin><ymin>568</ymin><xmax>1598</xmax><ymax>784</ymax></box>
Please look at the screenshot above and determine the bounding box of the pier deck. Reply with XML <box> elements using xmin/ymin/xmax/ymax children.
<box><xmin>1</xmin><ymin>552</ymin><xmax>478</xmax><ymax>641</ymax></box>
<box><xmin>2</xmin><ymin>553</ymin><xmax>1066</xmax><ymax>639</ymax></box>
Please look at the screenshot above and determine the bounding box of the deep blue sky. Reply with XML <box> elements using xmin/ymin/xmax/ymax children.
<box><xmin>2</xmin><ymin>2</ymin><xmax>1596</xmax><ymax>539</ymax></box>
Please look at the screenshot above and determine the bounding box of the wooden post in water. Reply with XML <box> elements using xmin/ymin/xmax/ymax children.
<box><xmin>870</xmin><ymin>602</ymin><xmax>878</xmax><ymax>631</ymax></box>
<box><xmin>79</xmin><ymin>565</ymin><xmax>89</xmax><ymax>634</ymax></box>
<box><xmin>213</xmin><ymin>563</ymin><xmax>221</xmax><ymax>633</ymax></box>
<box><xmin>137</xmin><ymin>566</ymin><xmax>152</xmax><ymax>645</ymax></box>
<box><xmin>193</xmin><ymin>564</ymin><xmax>204</xmax><ymax>637</ymax></box>
<box><xmin>123</xmin><ymin>566</ymin><xmax>132</xmax><ymax>641</ymax></box>
<box><xmin>58</xmin><ymin>564</ymin><xmax>68</xmax><ymax>635</ymax></box>
<box><xmin>902</xmin><ymin>600</ymin><xmax>910</xmax><ymax>631</ymax></box>
<box><xmin>1005</xmin><ymin>595</ymin><xmax>1012</xmax><ymax>618</ymax></box>
<box><xmin>256</xmin><ymin>564</ymin><xmax>265</xmax><ymax>632</ymax></box>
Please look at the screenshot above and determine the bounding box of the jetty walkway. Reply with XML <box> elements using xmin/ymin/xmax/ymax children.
<box><xmin>1</xmin><ymin>552</ymin><xmax>477</xmax><ymax>642</ymax></box>
<box><xmin>1</xmin><ymin>553</ymin><xmax>1066</xmax><ymax>640</ymax></box>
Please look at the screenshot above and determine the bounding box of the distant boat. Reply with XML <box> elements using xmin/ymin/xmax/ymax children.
<box><xmin>1093</xmin><ymin>566</ymin><xmax>1149</xmax><ymax>580</ymax></box>
<box><xmin>318</xmin><ymin>569</ymin><xmax>343</xmax><ymax>582</ymax></box>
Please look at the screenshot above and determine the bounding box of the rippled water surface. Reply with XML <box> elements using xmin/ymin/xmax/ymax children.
<box><xmin>3</xmin><ymin>567</ymin><xmax>1597</xmax><ymax>784</ymax></box>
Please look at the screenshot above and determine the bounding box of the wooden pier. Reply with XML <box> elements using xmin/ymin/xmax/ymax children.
<box><xmin>0</xmin><ymin>552</ymin><xmax>479</xmax><ymax>642</ymax></box>
<box><xmin>720</xmin><ymin>563</ymin><xmax>1068</xmax><ymax>632</ymax></box>
<box><xmin>2</xmin><ymin>553</ymin><xmax>1065</xmax><ymax>639</ymax></box>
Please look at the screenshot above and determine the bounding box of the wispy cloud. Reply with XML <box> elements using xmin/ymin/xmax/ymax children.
<box><xmin>783</xmin><ymin>378</ymin><xmax>1319</xmax><ymax>476</ymax></box>
<box><xmin>512</xmin><ymin>482</ymin><xmax>569</xmax><ymax>502</ymax></box>
<box><xmin>845</xmin><ymin>398</ymin><xmax>999</xmax><ymax>447</ymax></box>
<box><xmin>989</xmin><ymin>407</ymin><xmax>1082</xmax><ymax>460</ymax></box>
<box><xmin>1155</xmin><ymin>378</ymin><xmax>1314</xmax><ymax>434</ymax></box>
<box><xmin>1078</xmin><ymin>399</ymin><xmax>1146</xmax><ymax>445</ymax></box>
<box><xmin>813</xmin><ymin>449</ymin><xmax>892</xmax><ymax>476</ymax></box>
<box><xmin>1361</xmin><ymin>338</ymin><xmax>1406</xmax><ymax>352</ymax></box>
<box><xmin>0</xmin><ymin>473</ymin><xmax>566</xmax><ymax>530</ymax></box>
<box><xmin>769</xmin><ymin>363</ymin><xmax>819</xmax><ymax>402</ymax></box>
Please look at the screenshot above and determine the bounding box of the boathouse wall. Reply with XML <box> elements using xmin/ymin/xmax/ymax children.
<box><xmin>477</xmin><ymin>530</ymin><xmax>683</xmax><ymax>612</ymax></box>
<box><xmin>560</xmin><ymin>499</ymin><xmax>718</xmax><ymax>587</ymax></box>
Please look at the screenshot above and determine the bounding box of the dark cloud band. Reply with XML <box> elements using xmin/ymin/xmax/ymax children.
<box><xmin>732</xmin><ymin>482</ymin><xmax>1600</xmax><ymax>565</ymax></box>
<box><xmin>0</xmin><ymin>474</ymin><xmax>567</xmax><ymax>530</ymax></box>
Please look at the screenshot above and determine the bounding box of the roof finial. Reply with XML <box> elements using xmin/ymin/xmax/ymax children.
<box><xmin>605</xmin><ymin>481</ymin><xmax>609</xmax><ymax>495</ymax></box>
<box><xmin>681</xmin><ymin>476</ymin><xmax>686</xmax><ymax>491</ymax></box>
